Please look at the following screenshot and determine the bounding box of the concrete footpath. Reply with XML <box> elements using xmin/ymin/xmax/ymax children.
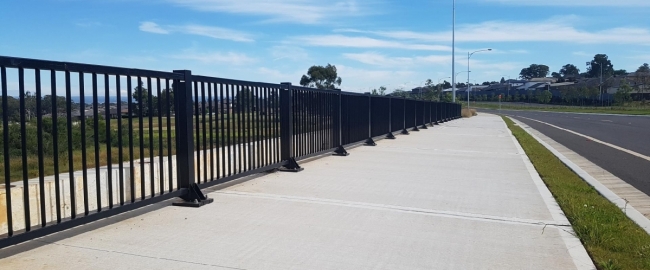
<box><xmin>0</xmin><ymin>114</ymin><xmax>595</xmax><ymax>270</ymax></box>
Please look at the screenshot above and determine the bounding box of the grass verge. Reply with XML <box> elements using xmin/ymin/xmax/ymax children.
<box><xmin>476</xmin><ymin>102</ymin><xmax>650</xmax><ymax>115</ymax></box>
<box><xmin>503</xmin><ymin>116</ymin><xmax>650</xmax><ymax>270</ymax></box>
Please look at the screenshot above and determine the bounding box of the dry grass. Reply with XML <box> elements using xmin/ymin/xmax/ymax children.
<box><xmin>461</xmin><ymin>108</ymin><xmax>478</xmax><ymax>118</ymax></box>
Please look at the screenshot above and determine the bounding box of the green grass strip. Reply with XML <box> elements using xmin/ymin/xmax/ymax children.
<box><xmin>503</xmin><ymin>116</ymin><xmax>650</xmax><ymax>270</ymax></box>
<box><xmin>475</xmin><ymin>103</ymin><xmax>650</xmax><ymax>115</ymax></box>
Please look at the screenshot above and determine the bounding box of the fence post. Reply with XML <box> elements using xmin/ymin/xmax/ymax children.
<box><xmin>386</xmin><ymin>97</ymin><xmax>396</xmax><ymax>139</ymax></box>
<box><xmin>365</xmin><ymin>94</ymin><xmax>377</xmax><ymax>146</ymax></box>
<box><xmin>172</xmin><ymin>70</ymin><xmax>213</xmax><ymax>207</ymax></box>
<box><xmin>333</xmin><ymin>89</ymin><xmax>349</xmax><ymax>156</ymax></box>
<box><xmin>401</xmin><ymin>97</ymin><xmax>409</xmax><ymax>135</ymax></box>
<box><xmin>279</xmin><ymin>82</ymin><xmax>303</xmax><ymax>171</ymax></box>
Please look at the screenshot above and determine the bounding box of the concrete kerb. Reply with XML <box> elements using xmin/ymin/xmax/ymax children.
<box><xmin>500</xmin><ymin>115</ymin><xmax>596</xmax><ymax>270</ymax></box>
<box><xmin>508</xmin><ymin>116</ymin><xmax>650</xmax><ymax>235</ymax></box>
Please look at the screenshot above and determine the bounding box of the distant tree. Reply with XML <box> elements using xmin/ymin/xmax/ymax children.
<box><xmin>538</xmin><ymin>90</ymin><xmax>552</xmax><ymax>104</ymax></box>
<box><xmin>42</xmin><ymin>95</ymin><xmax>67</xmax><ymax>115</ymax></box>
<box><xmin>613</xmin><ymin>69</ymin><xmax>627</xmax><ymax>76</ymax></box>
<box><xmin>551</xmin><ymin>72</ymin><xmax>562</xmax><ymax>79</ymax></box>
<box><xmin>637</xmin><ymin>63</ymin><xmax>650</xmax><ymax>73</ymax></box>
<box><xmin>614</xmin><ymin>82</ymin><xmax>633</xmax><ymax>105</ymax></box>
<box><xmin>299</xmin><ymin>64</ymin><xmax>342</xmax><ymax>89</ymax></box>
<box><xmin>235</xmin><ymin>87</ymin><xmax>257</xmax><ymax>113</ymax></box>
<box><xmin>371</xmin><ymin>86</ymin><xmax>387</xmax><ymax>96</ymax></box>
<box><xmin>391</xmin><ymin>89</ymin><xmax>408</xmax><ymax>98</ymax></box>
<box><xmin>519</xmin><ymin>64</ymin><xmax>550</xmax><ymax>80</ymax></box>
<box><xmin>634</xmin><ymin>64</ymin><xmax>650</xmax><ymax>94</ymax></box>
<box><xmin>133</xmin><ymin>82</ymin><xmax>152</xmax><ymax>116</ymax></box>
<box><xmin>587</xmin><ymin>54</ymin><xmax>614</xmax><ymax>78</ymax></box>
<box><xmin>559</xmin><ymin>64</ymin><xmax>580</xmax><ymax>78</ymax></box>
<box><xmin>441</xmin><ymin>80</ymin><xmax>452</xmax><ymax>89</ymax></box>
<box><xmin>500</xmin><ymin>77</ymin><xmax>506</xmax><ymax>84</ymax></box>
<box><xmin>159</xmin><ymin>88</ymin><xmax>174</xmax><ymax>116</ymax></box>
<box><xmin>0</xmin><ymin>96</ymin><xmax>20</xmax><ymax>122</ymax></box>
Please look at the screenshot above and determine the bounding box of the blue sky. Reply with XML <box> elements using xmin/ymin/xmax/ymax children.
<box><xmin>1</xmin><ymin>0</ymin><xmax>649</xmax><ymax>93</ymax></box>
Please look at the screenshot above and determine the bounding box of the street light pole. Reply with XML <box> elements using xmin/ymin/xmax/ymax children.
<box><xmin>452</xmin><ymin>0</ymin><xmax>456</xmax><ymax>102</ymax></box>
<box><xmin>467</xmin><ymin>48</ymin><xmax>492</xmax><ymax>110</ymax></box>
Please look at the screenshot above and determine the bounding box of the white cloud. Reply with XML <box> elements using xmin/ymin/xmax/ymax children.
<box><xmin>269</xmin><ymin>46</ymin><xmax>310</xmax><ymax>61</ymax></box>
<box><xmin>343</xmin><ymin>52</ymin><xmax>450</xmax><ymax>67</ymax></box>
<box><xmin>166</xmin><ymin>0</ymin><xmax>364</xmax><ymax>24</ymax></box>
<box><xmin>139</xmin><ymin>21</ymin><xmax>253</xmax><ymax>42</ymax></box>
<box><xmin>572</xmin><ymin>51</ymin><xmax>591</xmax><ymax>57</ymax></box>
<box><xmin>335</xmin><ymin>65</ymin><xmax>418</xmax><ymax>92</ymax></box>
<box><xmin>172</xmin><ymin>50</ymin><xmax>256</xmax><ymax>65</ymax></box>
<box><xmin>139</xmin><ymin>22</ymin><xmax>169</xmax><ymax>34</ymax></box>
<box><xmin>336</xmin><ymin>17</ymin><xmax>650</xmax><ymax>45</ymax></box>
<box><xmin>288</xmin><ymin>35</ymin><xmax>452</xmax><ymax>51</ymax></box>
<box><xmin>481</xmin><ymin>0</ymin><xmax>650</xmax><ymax>7</ymax></box>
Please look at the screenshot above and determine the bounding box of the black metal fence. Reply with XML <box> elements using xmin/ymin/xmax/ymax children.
<box><xmin>0</xmin><ymin>55</ymin><xmax>461</xmax><ymax>247</ymax></box>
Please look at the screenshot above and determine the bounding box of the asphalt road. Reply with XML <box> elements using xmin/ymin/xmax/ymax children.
<box><xmin>478</xmin><ymin>108</ymin><xmax>650</xmax><ymax>196</ymax></box>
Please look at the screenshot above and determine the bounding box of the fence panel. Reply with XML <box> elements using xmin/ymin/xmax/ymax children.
<box><xmin>0</xmin><ymin>56</ymin><xmax>182</xmax><ymax>243</ymax></box>
<box><xmin>291</xmin><ymin>87</ymin><xmax>337</xmax><ymax>159</ymax></box>
<box><xmin>341</xmin><ymin>93</ymin><xmax>369</xmax><ymax>145</ymax></box>
<box><xmin>370</xmin><ymin>96</ymin><xmax>390</xmax><ymax>137</ymax></box>
<box><xmin>390</xmin><ymin>98</ymin><xmax>404</xmax><ymax>132</ymax></box>
<box><xmin>416</xmin><ymin>101</ymin><xmax>425</xmax><ymax>127</ymax></box>
<box><xmin>404</xmin><ymin>99</ymin><xmax>416</xmax><ymax>129</ymax></box>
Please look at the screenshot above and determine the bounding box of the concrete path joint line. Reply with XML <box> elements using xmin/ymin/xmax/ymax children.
<box><xmin>215</xmin><ymin>191</ymin><xmax>570</xmax><ymax>228</ymax></box>
<box><xmin>32</xmin><ymin>240</ymin><xmax>246</xmax><ymax>270</ymax></box>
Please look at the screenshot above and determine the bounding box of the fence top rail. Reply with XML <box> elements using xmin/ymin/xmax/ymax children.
<box><xmin>0</xmin><ymin>55</ymin><xmax>182</xmax><ymax>79</ymax></box>
<box><xmin>290</xmin><ymin>85</ymin><xmax>341</xmax><ymax>94</ymax></box>
<box><xmin>191</xmin><ymin>75</ymin><xmax>284</xmax><ymax>90</ymax></box>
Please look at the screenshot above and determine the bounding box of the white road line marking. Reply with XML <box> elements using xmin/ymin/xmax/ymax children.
<box><xmin>514</xmin><ymin>115</ymin><xmax>650</xmax><ymax>163</ymax></box>
<box><xmin>601</xmin><ymin>120</ymin><xmax>613</xmax><ymax>122</ymax></box>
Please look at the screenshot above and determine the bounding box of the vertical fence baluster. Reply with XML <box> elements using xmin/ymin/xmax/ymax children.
<box><xmin>116</xmin><ymin>75</ymin><xmax>124</xmax><ymax>205</ymax></box>
<box><xmin>166</xmin><ymin>79</ymin><xmax>174</xmax><ymax>192</ymax></box>
<box><xmin>127</xmin><ymin>77</ymin><xmax>135</xmax><ymax>203</ymax></box>
<box><xmin>35</xmin><ymin>69</ymin><xmax>46</xmax><ymax>227</ymax></box>
<box><xmin>105</xmin><ymin>74</ymin><xmax>113</xmax><ymax>209</ymax></box>
<box><xmin>219</xmin><ymin>84</ymin><xmax>226</xmax><ymax>179</ymax></box>
<box><xmin>51</xmin><ymin>70</ymin><xmax>62</xmax><ymax>223</ymax></box>
<box><xmin>65</xmin><ymin>70</ymin><xmax>76</xmax><ymax>219</ymax></box>
<box><xmin>147</xmin><ymin>77</ymin><xmax>154</xmax><ymax>196</ymax></box>
<box><xmin>92</xmin><ymin>73</ymin><xmax>102</xmax><ymax>212</ymax></box>
<box><xmin>18</xmin><ymin>67</ymin><xmax>31</xmax><ymax>231</ymax></box>
<box><xmin>156</xmin><ymin>78</ymin><xmax>164</xmax><ymax>194</ymax></box>
<box><xmin>1</xmin><ymin>66</ymin><xmax>13</xmax><ymax>236</ymax></box>
<box><xmin>208</xmin><ymin>82</ymin><xmax>214</xmax><ymax>181</ymax></box>
<box><xmin>226</xmin><ymin>84</ymin><xmax>232</xmax><ymax>177</ymax></box>
<box><xmin>201</xmin><ymin>82</ymin><xmax>207</xmax><ymax>184</ymax></box>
